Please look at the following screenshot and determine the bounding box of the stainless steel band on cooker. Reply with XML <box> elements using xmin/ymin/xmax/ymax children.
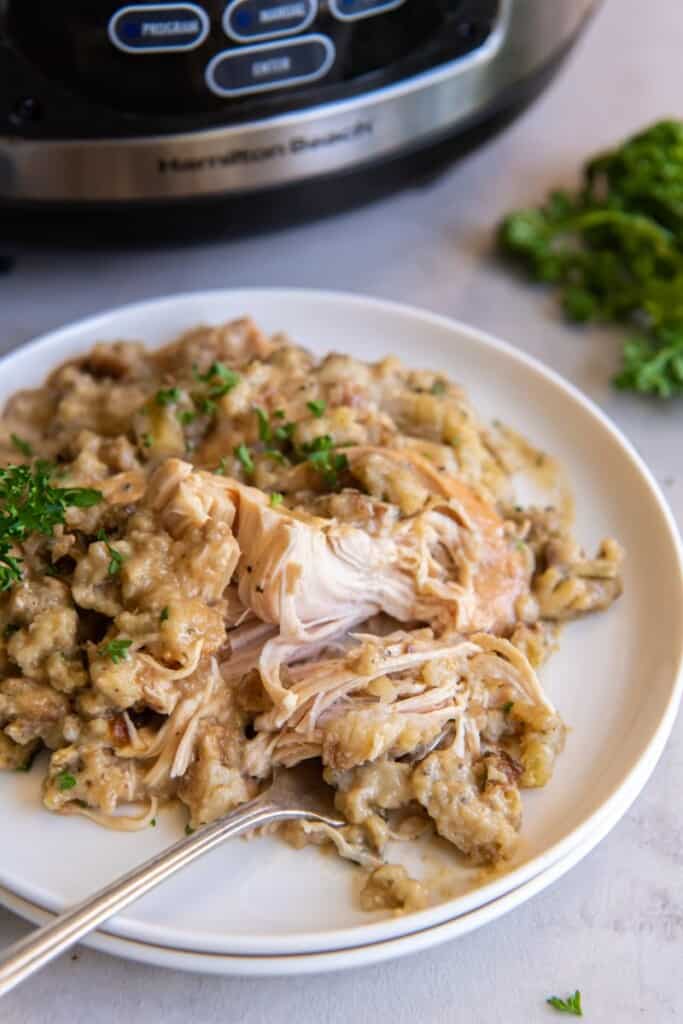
<box><xmin>0</xmin><ymin>0</ymin><xmax>594</xmax><ymax>203</ymax></box>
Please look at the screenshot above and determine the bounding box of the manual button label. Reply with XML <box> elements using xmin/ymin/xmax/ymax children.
<box><xmin>224</xmin><ymin>0</ymin><xmax>317</xmax><ymax>43</ymax></box>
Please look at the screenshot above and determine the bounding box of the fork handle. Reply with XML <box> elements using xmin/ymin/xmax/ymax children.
<box><xmin>0</xmin><ymin>796</ymin><xmax>295</xmax><ymax>998</ymax></box>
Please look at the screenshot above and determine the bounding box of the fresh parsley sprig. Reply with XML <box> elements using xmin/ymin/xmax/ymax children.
<box><xmin>498</xmin><ymin>119</ymin><xmax>683</xmax><ymax>398</ymax></box>
<box><xmin>547</xmin><ymin>990</ymin><xmax>583</xmax><ymax>1016</ymax></box>
<box><xmin>614</xmin><ymin>326</ymin><xmax>683</xmax><ymax>397</ymax></box>
<box><xmin>0</xmin><ymin>463</ymin><xmax>102</xmax><ymax>591</ymax></box>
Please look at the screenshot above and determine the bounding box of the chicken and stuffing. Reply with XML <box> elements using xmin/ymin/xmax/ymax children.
<box><xmin>0</xmin><ymin>318</ymin><xmax>624</xmax><ymax>911</ymax></box>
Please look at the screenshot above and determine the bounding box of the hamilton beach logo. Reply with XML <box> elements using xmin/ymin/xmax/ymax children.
<box><xmin>157</xmin><ymin>120</ymin><xmax>373</xmax><ymax>174</ymax></box>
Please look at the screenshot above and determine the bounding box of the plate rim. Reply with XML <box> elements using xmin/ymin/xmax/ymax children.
<box><xmin>0</xmin><ymin>287</ymin><xmax>681</xmax><ymax>956</ymax></box>
<box><xmin>0</xmin><ymin>701</ymin><xmax>667</xmax><ymax>976</ymax></box>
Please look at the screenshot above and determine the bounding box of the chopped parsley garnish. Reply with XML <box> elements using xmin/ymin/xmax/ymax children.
<box><xmin>141</xmin><ymin>433</ymin><xmax>153</xmax><ymax>449</ymax></box>
<box><xmin>150</xmin><ymin>818</ymin><xmax>157</xmax><ymax>827</ymax></box>
<box><xmin>195</xmin><ymin>362</ymin><xmax>240</xmax><ymax>398</ymax></box>
<box><xmin>195</xmin><ymin>361</ymin><xmax>232</xmax><ymax>384</ymax></box>
<box><xmin>56</xmin><ymin>771</ymin><xmax>77</xmax><ymax>792</ymax></box>
<box><xmin>274</xmin><ymin>421</ymin><xmax>295</xmax><ymax>443</ymax></box>
<box><xmin>97</xmin><ymin>530</ymin><xmax>125</xmax><ymax>577</ymax></box>
<box><xmin>254</xmin><ymin>406</ymin><xmax>272</xmax><ymax>443</ymax></box>
<box><xmin>514</xmin><ymin>539</ymin><xmax>526</xmax><ymax>552</ymax></box>
<box><xmin>10</xmin><ymin>434</ymin><xmax>33</xmax><ymax>457</ymax></box>
<box><xmin>214</xmin><ymin>457</ymin><xmax>228</xmax><ymax>476</ymax></box>
<box><xmin>155</xmin><ymin>387</ymin><xmax>181</xmax><ymax>407</ymax></box>
<box><xmin>502</xmin><ymin>701</ymin><xmax>514</xmax><ymax>714</ymax></box>
<box><xmin>253</xmin><ymin>407</ymin><xmax>297</xmax><ymax>448</ymax></box>
<box><xmin>160</xmin><ymin>606</ymin><xmax>169</xmax><ymax>622</ymax></box>
<box><xmin>547</xmin><ymin>990</ymin><xmax>583</xmax><ymax>1016</ymax></box>
<box><xmin>430</xmin><ymin>380</ymin><xmax>447</xmax><ymax>396</ymax></box>
<box><xmin>198</xmin><ymin>397</ymin><xmax>217</xmax><ymax>416</ymax></box>
<box><xmin>234</xmin><ymin>443</ymin><xmax>255</xmax><ymax>477</ymax></box>
<box><xmin>185</xmin><ymin>824</ymin><xmax>195</xmax><ymax>836</ymax></box>
<box><xmin>306</xmin><ymin>399</ymin><xmax>326</xmax><ymax>418</ymax></box>
<box><xmin>99</xmin><ymin>637</ymin><xmax>132</xmax><ymax>664</ymax></box>
<box><xmin>0</xmin><ymin>462</ymin><xmax>102</xmax><ymax>591</ymax></box>
<box><xmin>178</xmin><ymin>409</ymin><xmax>197</xmax><ymax>426</ymax></box>
<box><xmin>301</xmin><ymin>435</ymin><xmax>349</xmax><ymax>486</ymax></box>
<box><xmin>209</xmin><ymin>376</ymin><xmax>239</xmax><ymax>400</ymax></box>
<box><xmin>269</xmin><ymin>492</ymin><xmax>284</xmax><ymax>508</ymax></box>
<box><xmin>264</xmin><ymin>448</ymin><xmax>287</xmax><ymax>464</ymax></box>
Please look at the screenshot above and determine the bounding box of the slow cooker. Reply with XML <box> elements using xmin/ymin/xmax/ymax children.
<box><xmin>0</xmin><ymin>0</ymin><xmax>596</xmax><ymax>210</ymax></box>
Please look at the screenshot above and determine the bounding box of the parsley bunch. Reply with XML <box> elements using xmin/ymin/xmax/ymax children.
<box><xmin>0</xmin><ymin>462</ymin><xmax>102</xmax><ymax>591</ymax></box>
<box><xmin>498</xmin><ymin>120</ymin><xmax>683</xmax><ymax>397</ymax></box>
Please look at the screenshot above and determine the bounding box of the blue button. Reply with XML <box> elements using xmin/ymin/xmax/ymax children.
<box><xmin>206</xmin><ymin>34</ymin><xmax>334</xmax><ymax>97</ymax></box>
<box><xmin>329</xmin><ymin>0</ymin><xmax>406</xmax><ymax>21</ymax></box>
<box><xmin>109</xmin><ymin>4</ymin><xmax>210</xmax><ymax>53</ymax></box>
<box><xmin>224</xmin><ymin>0</ymin><xmax>317</xmax><ymax>43</ymax></box>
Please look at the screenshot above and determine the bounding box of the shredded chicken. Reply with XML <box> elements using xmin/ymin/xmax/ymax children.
<box><xmin>0</xmin><ymin>318</ymin><xmax>624</xmax><ymax>907</ymax></box>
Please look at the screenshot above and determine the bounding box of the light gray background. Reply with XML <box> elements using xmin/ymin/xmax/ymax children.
<box><xmin>1</xmin><ymin>0</ymin><xmax>681</xmax><ymax>1020</ymax></box>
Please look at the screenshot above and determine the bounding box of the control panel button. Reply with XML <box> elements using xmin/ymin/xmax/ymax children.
<box><xmin>224</xmin><ymin>0</ymin><xmax>317</xmax><ymax>43</ymax></box>
<box><xmin>109</xmin><ymin>4</ymin><xmax>210</xmax><ymax>54</ymax></box>
<box><xmin>329</xmin><ymin>0</ymin><xmax>406</xmax><ymax>21</ymax></box>
<box><xmin>205</xmin><ymin>34</ymin><xmax>334</xmax><ymax>97</ymax></box>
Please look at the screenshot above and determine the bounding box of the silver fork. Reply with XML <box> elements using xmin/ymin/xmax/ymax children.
<box><xmin>0</xmin><ymin>762</ymin><xmax>344</xmax><ymax>997</ymax></box>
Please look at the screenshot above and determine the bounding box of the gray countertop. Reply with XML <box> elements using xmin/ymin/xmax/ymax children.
<box><xmin>1</xmin><ymin>0</ymin><xmax>682</xmax><ymax>1020</ymax></box>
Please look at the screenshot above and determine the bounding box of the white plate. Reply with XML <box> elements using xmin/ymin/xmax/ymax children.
<box><xmin>1</xmin><ymin>693</ymin><xmax>668</xmax><ymax>976</ymax></box>
<box><xmin>0</xmin><ymin>289</ymin><xmax>681</xmax><ymax>966</ymax></box>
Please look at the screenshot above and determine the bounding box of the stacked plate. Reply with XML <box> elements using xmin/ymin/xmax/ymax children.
<box><xmin>1</xmin><ymin>290</ymin><xmax>681</xmax><ymax>976</ymax></box>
